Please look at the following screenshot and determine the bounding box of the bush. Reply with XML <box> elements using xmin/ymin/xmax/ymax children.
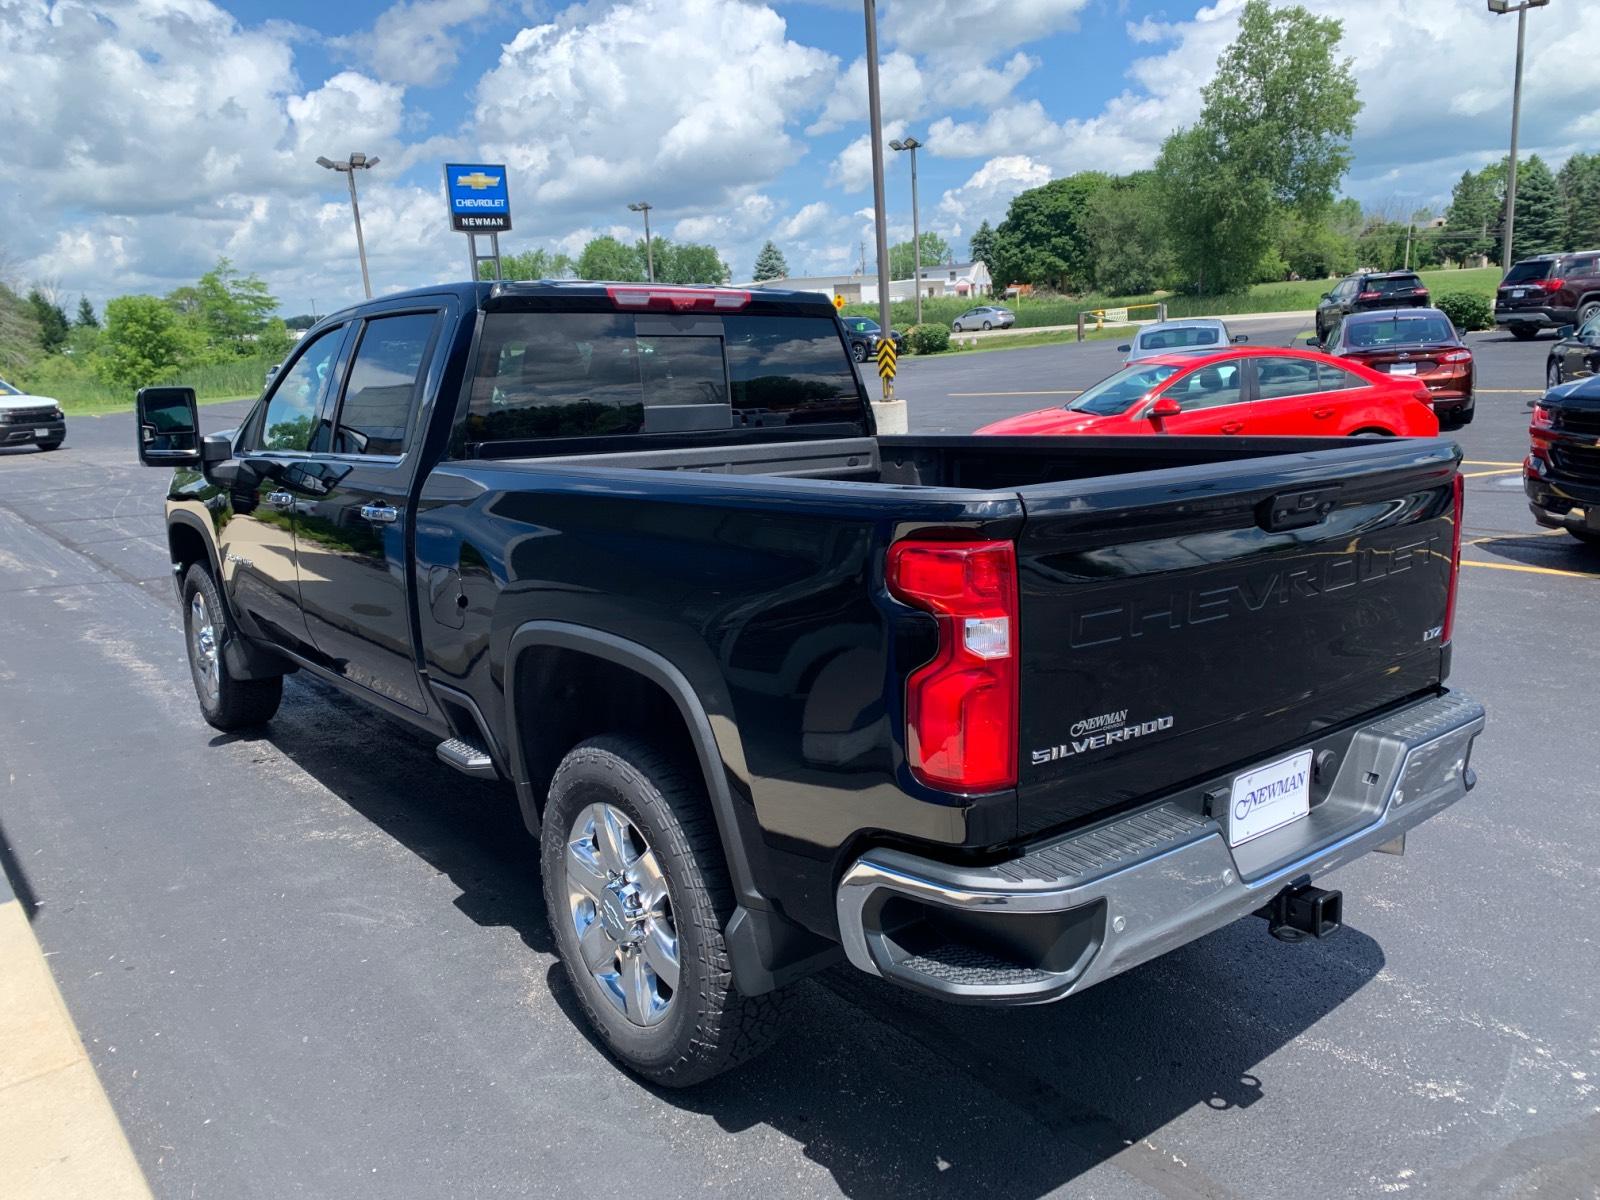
<box><xmin>905</xmin><ymin>323</ymin><xmax>951</xmax><ymax>355</ymax></box>
<box><xmin>1435</xmin><ymin>292</ymin><xmax>1492</xmax><ymax>333</ymax></box>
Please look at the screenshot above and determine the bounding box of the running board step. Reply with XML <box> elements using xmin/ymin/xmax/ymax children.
<box><xmin>437</xmin><ymin>737</ymin><xmax>497</xmax><ymax>779</ymax></box>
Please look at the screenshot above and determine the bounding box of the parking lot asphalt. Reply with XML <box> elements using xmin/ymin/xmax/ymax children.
<box><xmin>0</xmin><ymin>322</ymin><xmax>1596</xmax><ymax>1199</ymax></box>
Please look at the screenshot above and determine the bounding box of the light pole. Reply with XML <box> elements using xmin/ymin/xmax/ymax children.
<box><xmin>628</xmin><ymin>201</ymin><xmax>655</xmax><ymax>282</ymax></box>
<box><xmin>1488</xmin><ymin>0</ymin><xmax>1548</xmax><ymax>272</ymax></box>
<box><xmin>316</xmin><ymin>152</ymin><xmax>379</xmax><ymax>299</ymax></box>
<box><xmin>889</xmin><ymin>136</ymin><xmax>924</xmax><ymax>326</ymax></box>
<box><xmin>863</xmin><ymin>1</ymin><xmax>894</xmax><ymax>402</ymax></box>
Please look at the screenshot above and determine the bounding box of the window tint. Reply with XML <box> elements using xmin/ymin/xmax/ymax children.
<box><xmin>1317</xmin><ymin>363</ymin><xmax>1365</xmax><ymax>392</ymax></box>
<box><xmin>1166</xmin><ymin>362</ymin><xmax>1242</xmax><ymax>410</ymax></box>
<box><xmin>1345</xmin><ymin>314</ymin><xmax>1455</xmax><ymax>347</ymax></box>
<box><xmin>1067</xmin><ymin>362</ymin><xmax>1179</xmax><ymax>415</ymax></box>
<box><xmin>1139</xmin><ymin>325</ymin><xmax>1220</xmax><ymax>351</ymax></box>
<box><xmin>332</xmin><ymin>313</ymin><xmax>437</xmax><ymax>455</ymax></box>
<box><xmin>1369</xmin><ymin>275</ymin><xmax>1422</xmax><ymax>295</ymax></box>
<box><xmin>1254</xmin><ymin>357</ymin><xmax>1320</xmax><ymax>400</ymax></box>
<box><xmin>466</xmin><ymin>312</ymin><xmax>862</xmax><ymax>443</ymax></box>
<box><xmin>1503</xmin><ymin>260</ymin><xmax>1553</xmax><ymax>284</ymax></box>
<box><xmin>256</xmin><ymin>326</ymin><xmax>343</xmax><ymax>452</ymax></box>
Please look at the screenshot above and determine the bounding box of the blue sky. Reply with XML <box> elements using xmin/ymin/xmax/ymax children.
<box><xmin>3</xmin><ymin>0</ymin><xmax>1595</xmax><ymax>312</ymax></box>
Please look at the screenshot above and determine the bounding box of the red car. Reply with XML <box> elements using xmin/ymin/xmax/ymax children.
<box><xmin>976</xmin><ymin>346</ymin><xmax>1439</xmax><ymax>439</ymax></box>
<box><xmin>1320</xmin><ymin>307</ymin><xmax>1474</xmax><ymax>431</ymax></box>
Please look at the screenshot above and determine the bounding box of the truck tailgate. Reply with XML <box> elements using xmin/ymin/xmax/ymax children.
<box><xmin>1013</xmin><ymin>439</ymin><xmax>1461</xmax><ymax>837</ymax></box>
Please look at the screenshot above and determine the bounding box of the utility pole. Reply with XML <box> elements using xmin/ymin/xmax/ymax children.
<box><xmin>890</xmin><ymin>136</ymin><xmax>925</xmax><ymax>326</ymax></box>
<box><xmin>1488</xmin><ymin>0</ymin><xmax>1548</xmax><ymax>271</ymax></box>
<box><xmin>628</xmin><ymin>201</ymin><xmax>655</xmax><ymax>282</ymax></box>
<box><xmin>316</xmin><ymin>152</ymin><xmax>380</xmax><ymax>299</ymax></box>
<box><xmin>863</xmin><ymin>0</ymin><xmax>894</xmax><ymax>402</ymax></box>
<box><xmin>1404</xmin><ymin>221</ymin><xmax>1414</xmax><ymax>269</ymax></box>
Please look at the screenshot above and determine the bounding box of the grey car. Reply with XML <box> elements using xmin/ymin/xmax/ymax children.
<box><xmin>1117</xmin><ymin>318</ymin><xmax>1245</xmax><ymax>364</ymax></box>
<box><xmin>951</xmin><ymin>305</ymin><xmax>1015</xmax><ymax>332</ymax></box>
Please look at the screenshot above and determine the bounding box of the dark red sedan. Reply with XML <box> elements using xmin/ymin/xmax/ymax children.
<box><xmin>1321</xmin><ymin>307</ymin><xmax>1474</xmax><ymax>430</ymax></box>
<box><xmin>976</xmin><ymin>346</ymin><xmax>1439</xmax><ymax>439</ymax></box>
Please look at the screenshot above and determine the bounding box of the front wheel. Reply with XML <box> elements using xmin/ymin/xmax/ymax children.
<box><xmin>1510</xmin><ymin>325</ymin><xmax>1540</xmax><ymax>341</ymax></box>
<box><xmin>542</xmin><ymin>736</ymin><xmax>790</xmax><ymax>1086</ymax></box>
<box><xmin>1350</xmin><ymin>427</ymin><xmax>1395</xmax><ymax>438</ymax></box>
<box><xmin>981</xmin><ymin>321</ymin><xmax>992</xmax><ymax>331</ymax></box>
<box><xmin>182</xmin><ymin>564</ymin><xmax>282</xmax><ymax>730</ymax></box>
<box><xmin>852</xmin><ymin>342</ymin><xmax>867</xmax><ymax>363</ymax></box>
<box><xmin>35</xmin><ymin>439</ymin><xmax>62</xmax><ymax>452</ymax></box>
<box><xmin>950</xmin><ymin>321</ymin><xmax>962</xmax><ymax>332</ymax></box>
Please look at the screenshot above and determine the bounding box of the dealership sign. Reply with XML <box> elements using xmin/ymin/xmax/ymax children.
<box><xmin>444</xmin><ymin>163</ymin><xmax>512</xmax><ymax>232</ymax></box>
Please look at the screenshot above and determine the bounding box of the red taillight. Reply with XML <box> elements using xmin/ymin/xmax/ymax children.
<box><xmin>1442</xmin><ymin>474</ymin><xmax>1463</xmax><ymax>647</ymax></box>
<box><xmin>1440</xmin><ymin>349</ymin><xmax>1472</xmax><ymax>363</ymax></box>
<box><xmin>886</xmin><ymin>539</ymin><xmax>1018</xmax><ymax>792</ymax></box>
<box><xmin>605</xmin><ymin>285</ymin><xmax>751</xmax><ymax>312</ymax></box>
<box><xmin>1357</xmin><ymin>290</ymin><xmax>1381</xmax><ymax>301</ymax></box>
<box><xmin>1414</xmin><ymin>288</ymin><xmax>1429</xmax><ymax>297</ymax></box>
<box><xmin>1536</xmin><ymin>277</ymin><xmax>1565</xmax><ymax>293</ymax></box>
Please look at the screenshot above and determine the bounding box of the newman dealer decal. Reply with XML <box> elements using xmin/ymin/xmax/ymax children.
<box><xmin>1032</xmin><ymin>711</ymin><xmax>1176</xmax><ymax>765</ymax></box>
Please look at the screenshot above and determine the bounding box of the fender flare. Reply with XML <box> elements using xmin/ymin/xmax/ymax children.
<box><xmin>167</xmin><ymin>508</ymin><xmax>293</xmax><ymax>680</ymax></box>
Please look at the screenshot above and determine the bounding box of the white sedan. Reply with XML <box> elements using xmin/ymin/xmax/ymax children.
<box><xmin>0</xmin><ymin>377</ymin><xmax>66</xmax><ymax>451</ymax></box>
<box><xmin>1118</xmin><ymin>318</ymin><xmax>1246</xmax><ymax>365</ymax></box>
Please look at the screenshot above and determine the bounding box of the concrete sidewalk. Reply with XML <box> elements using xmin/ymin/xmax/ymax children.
<box><xmin>0</xmin><ymin>871</ymin><xmax>152</xmax><ymax>1200</ymax></box>
<box><xmin>952</xmin><ymin>308</ymin><xmax>1314</xmax><ymax>345</ymax></box>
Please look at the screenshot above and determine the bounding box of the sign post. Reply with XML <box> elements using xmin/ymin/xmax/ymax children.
<box><xmin>444</xmin><ymin>163</ymin><xmax>512</xmax><ymax>281</ymax></box>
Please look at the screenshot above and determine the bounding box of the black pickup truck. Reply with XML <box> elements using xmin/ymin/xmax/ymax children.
<box><xmin>136</xmin><ymin>281</ymin><xmax>1485</xmax><ymax>1085</ymax></box>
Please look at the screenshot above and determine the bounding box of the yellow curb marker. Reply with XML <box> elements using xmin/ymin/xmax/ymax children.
<box><xmin>0</xmin><ymin>899</ymin><xmax>153</xmax><ymax>1200</ymax></box>
<box><xmin>1461</xmin><ymin>558</ymin><xmax>1599</xmax><ymax>581</ymax></box>
<box><xmin>1461</xmin><ymin>467</ymin><xmax>1523</xmax><ymax>478</ymax></box>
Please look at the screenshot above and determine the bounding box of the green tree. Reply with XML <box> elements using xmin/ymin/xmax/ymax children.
<box><xmin>1084</xmin><ymin>172</ymin><xmax>1171</xmax><ymax>295</ymax></box>
<box><xmin>1558</xmin><ymin>153</ymin><xmax>1600</xmax><ymax>249</ymax></box>
<box><xmin>74</xmin><ymin>297</ymin><xmax>99</xmax><ymax>328</ymax></box>
<box><xmin>1158</xmin><ymin>0</ymin><xmax>1359</xmax><ymax>293</ymax></box>
<box><xmin>653</xmin><ymin>240</ymin><xmax>729</xmax><ymax>285</ymax></box>
<box><xmin>1509</xmin><ymin>155</ymin><xmax>1565</xmax><ymax>260</ymax></box>
<box><xmin>0</xmin><ymin>282</ymin><xmax>41</xmax><ymax>375</ymax></box>
<box><xmin>991</xmin><ymin>173</ymin><xmax>1114</xmax><ymax>292</ymax></box>
<box><xmin>1443</xmin><ymin>166</ymin><xmax>1503</xmax><ymax>262</ymax></box>
<box><xmin>889</xmin><ymin>232</ymin><xmax>951</xmax><ymax>280</ymax></box>
<box><xmin>167</xmin><ymin>257</ymin><xmax>278</xmax><ymax>358</ymax></box>
<box><xmin>483</xmin><ymin>247</ymin><xmax>576</xmax><ymax>281</ymax></box>
<box><xmin>26</xmin><ymin>290</ymin><xmax>70</xmax><ymax>354</ymax></box>
<box><xmin>752</xmin><ymin>240</ymin><xmax>788</xmax><ymax>281</ymax></box>
<box><xmin>98</xmin><ymin>295</ymin><xmax>190</xmax><ymax>387</ymax></box>
<box><xmin>967</xmin><ymin>220</ymin><xmax>997</xmax><ymax>279</ymax></box>
<box><xmin>576</xmin><ymin>235</ymin><xmax>646</xmax><ymax>282</ymax></box>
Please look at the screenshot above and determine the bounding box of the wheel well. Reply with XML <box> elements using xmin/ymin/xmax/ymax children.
<box><xmin>1349</xmin><ymin>426</ymin><xmax>1395</xmax><ymax>437</ymax></box>
<box><xmin>168</xmin><ymin>521</ymin><xmax>211</xmax><ymax>580</ymax></box>
<box><xmin>512</xmin><ymin>645</ymin><xmax>703</xmax><ymax>817</ymax></box>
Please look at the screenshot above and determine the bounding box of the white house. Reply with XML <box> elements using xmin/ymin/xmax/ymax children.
<box><xmin>912</xmin><ymin>261</ymin><xmax>992</xmax><ymax>299</ymax></box>
<box><xmin>741</xmin><ymin>266</ymin><xmax>988</xmax><ymax>305</ymax></box>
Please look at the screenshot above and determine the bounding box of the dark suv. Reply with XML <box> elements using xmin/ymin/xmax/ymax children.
<box><xmin>1495</xmin><ymin>252</ymin><xmax>1600</xmax><ymax>340</ymax></box>
<box><xmin>839</xmin><ymin>315</ymin><xmax>904</xmax><ymax>363</ymax></box>
<box><xmin>1315</xmin><ymin>271</ymin><xmax>1430</xmax><ymax>344</ymax></box>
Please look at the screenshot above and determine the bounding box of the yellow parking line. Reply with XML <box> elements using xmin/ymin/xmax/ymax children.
<box><xmin>1461</xmin><ymin>467</ymin><xmax>1522</xmax><ymax>478</ymax></box>
<box><xmin>1465</xmin><ymin>529</ymin><xmax>1570</xmax><ymax>547</ymax></box>
<box><xmin>1475</xmin><ymin>388</ymin><xmax>1543</xmax><ymax>394</ymax></box>
<box><xmin>1462</xmin><ymin>460</ymin><xmax>1521</xmax><ymax>467</ymax></box>
<box><xmin>949</xmin><ymin>389</ymin><xmax>1081</xmax><ymax>397</ymax></box>
<box><xmin>1461</xmin><ymin>558</ymin><xmax>1598</xmax><ymax>580</ymax></box>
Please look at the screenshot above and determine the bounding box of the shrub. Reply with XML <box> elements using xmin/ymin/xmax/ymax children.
<box><xmin>905</xmin><ymin>323</ymin><xmax>950</xmax><ymax>355</ymax></box>
<box><xmin>1435</xmin><ymin>292</ymin><xmax>1492</xmax><ymax>333</ymax></box>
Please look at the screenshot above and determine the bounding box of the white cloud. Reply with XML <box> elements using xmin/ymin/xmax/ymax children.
<box><xmin>827</xmin><ymin>121</ymin><xmax>907</xmax><ymax>193</ymax></box>
<box><xmin>777</xmin><ymin>201</ymin><xmax>834</xmax><ymax>240</ymax></box>
<box><xmin>885</xmin><ymin>0</ymin><xmax>1091</xmax><ymax>56</ymax></box>
<box><xmin>332</xmin><ymin>0</ymin><xmax>493</xmax><ymax>88</ymax></box>
<box><xmin>936</xmin><ymin>155</ymin><xmax>1052</xmax><ymax>240</ymax></box>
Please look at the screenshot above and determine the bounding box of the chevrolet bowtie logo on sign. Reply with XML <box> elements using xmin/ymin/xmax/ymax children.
<box><xmin>444</xmin><ymin>162</ymin><xmax>512</xmax><ymax>232</ymax></box>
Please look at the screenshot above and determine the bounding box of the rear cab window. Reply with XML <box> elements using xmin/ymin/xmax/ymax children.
<box><xmin>1345</xmin><ymin>314</ymin><xmax>1456</xmax><ymax>347</ymax></box>
<box><xmin>1503</xmin><ymin>260</ymin><xmax>1554</xmax><ymax>285</ymax></box>
<box><xmin>465</xmin><ymin>306</ymin><xmax>867</xmax><ymax>449</ymax></box>
<box><xmin>1139</xmin><ymin>326</ymin><xmax>1219</xmax><ymax>351</ymax></box>
<box><xmin>1368</xmin><ymin>274</ymin><xmax>1423</xmax><ymax>296</ymax></box>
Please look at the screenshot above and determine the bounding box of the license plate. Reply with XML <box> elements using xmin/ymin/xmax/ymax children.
<box><xmin>1389</xmin><ymin>362</ymin><xmax>1417</xmax><ymax>375</ymax></box>
<box><xmin>34</xmin><ymin>428</ymin><xmax>51</xmax><ymax>437</ymax></box>
<box><xmin>1226</xmin><ymin>750</ymin><xmax>1313</xmax><ymax>846</ymax></box>
<box><xmin>1510</xmin><ymin>288</ymin><xmax>1525</xmax><ymax>299</ymax></box>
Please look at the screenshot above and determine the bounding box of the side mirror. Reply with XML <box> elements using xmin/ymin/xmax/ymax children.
<box><xmin>135</xmin><ymin>386</ymin><xmax>201</xmax><ymax>466</ymax></box>
<box><xmin>1117</xmin><ymin>344</ymin><xmax>1130</xmax><ymax>352</ymax></box>
<box><xmin>1233</xmin><ymin>333</ymin><xmax>1249</xmax><ymax>343</ymax></box>
<box><xmin>1305</xmin><ymin>336</ymin><xmax>1321</xmax><ymax>347</ymax></box>
<box><xmin>1557</xmin><ymin>324</ymin><xmax>1575</xmax><ymax>338</ymax></box>
<box><xmin>1320</xmin><ymin>292</ymin><xmax>1333</xmax><ymax>301</ymax></box>
<box><xmin>1148</xmin><ymin>396</ymin><xmax>1181</xmax><ymax>420</ymax></box>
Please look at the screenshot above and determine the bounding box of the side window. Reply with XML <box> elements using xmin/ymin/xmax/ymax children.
<box><xmin>331</xmin><ymin>313</ymin><xmax>439</xmax><ymax>455</ymax></box>
<box><xmin>1167</xmin><ymin>362</ymin><xmax>1242</xmax><ymax>411</ymax></box>
<box><xmin>254</xmin><ymin>326</ymin><xmax>344</xmax><ymax>452</ymax></box>
<box><xmin>1569</xmin><ymin>256</ymin><xmax>1598</xmax><ymax>278</ymax></box>
<box><xmin>1254</xmin><ymin>357</ymin><xmax>1320</xmax><ymax>400</ymax></box>
<box><xmin>1317</xmin><ymin>363</ymin><xmax>1366</xmax><ymax>392</ymax></box>
<box><xmin>1580</xmin><ymin>312</ymin><xmax>1600</xmax><ymax>341</ymax></box>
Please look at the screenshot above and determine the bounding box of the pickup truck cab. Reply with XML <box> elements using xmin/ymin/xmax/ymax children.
<box><xmin>137</xmin><ymin>281</ymin><xmax>1485</xmax><ymax>1085</ymax></box>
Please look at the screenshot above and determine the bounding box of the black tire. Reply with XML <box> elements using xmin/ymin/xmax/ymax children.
<box><xmin>1578</xmin><ymin>300</ymin><xmax>1600</xmax><ymax>326</ymax></box>
<box><xmin>981</xmin><ymin>321</ymin><xmax>992</xmax><ymax>331</ymax></box>
<box><xmin>1510</xmin><ymin>325</ymin><xmax>1540</xmax><ymax>341</ymax></box>
<box><xmin>1569</xmin><ymin>530</ymin><xmax>1600</xmax><ymax>547</ymax></box>
<box><xmin>950</xmin><ymin>321</ymin><xmax>960</xmax><ymax>332</ymax></box>
<box><xmin>852</xmin><ymin>341</ymin><xmax>867</xmax><ymax>363</ymax></box>
<box><xmin>541</xmin><ymin>736</ymin><xmax>790</xmax><ymax>1087</ymax></box>
<box><xmin>1548</xmin><ymin>359</ymin><xmax>1563</xmax><ymax>389</ymax></box>
<box><xmin>1350</xmin><ymin>427</ymin><xmax>1395</xmax><ymax>438</ymax></box>
<box><xmin>181</xmin><ymin>564</ymin><xmax>282</xmax><ymax>731</ymax></box>
<box><xmin>35</xmin><ymin>439</ymin><xmax>62</xmax><ymax>452</ymax></box>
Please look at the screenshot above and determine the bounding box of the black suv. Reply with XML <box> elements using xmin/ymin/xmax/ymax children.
<box><xmin>1315</xmin><ymin>271</ymin><xmax>1429</xmax><ymax>344</ymax></box>
<box><xmin>1495</xmin><ymin>252</ymin><xmax>1600</xmax><ymax>340</ymax></box>
<box><xmin>839</xmin><ymin>315</ymin><xmax>904</xmax><ymax>363</ymax></box>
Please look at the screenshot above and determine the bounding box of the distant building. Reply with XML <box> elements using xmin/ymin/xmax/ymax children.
<box><xmin>912</xmin><ymin>261</ymin><xmax>992</xmax><ymax>299</ymax></box>
<box><xmin>741</xmin><ymin>262</ymin><xmax>991</xmax><ymax>305</ymax></box>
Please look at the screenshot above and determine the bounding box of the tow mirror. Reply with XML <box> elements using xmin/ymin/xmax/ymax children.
<box><xmin>1305</xmin><ymin>336</ymin><xmax>1321</xmax><ymax>347</ymax></box>
<box><xmin>1556</xmin><ymin>324</ymin><xmax>1575</xmax><ymax>338</ymax></box>
<box><xmin>1233</xmin><ymin>333</ymin><xmax>1249</xmax><ymax>343</ymax></box>
<box><xmin>1117</xmin><ymin>344</ymin><xmax>1131</xmax><ymax>352</ymax></box>
<box><xmin>1148</xmin><ymin>396</ymin><xmax>1181</xmax><ymax>420</ymax></box>
<box><xmin>136</xmin><ymin>386</ymin><xmax>201</xmax><ymax>466</ymax></box>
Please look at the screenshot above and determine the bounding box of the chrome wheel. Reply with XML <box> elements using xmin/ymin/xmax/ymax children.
<box><xmin>189</xmin><ymin>592</ymin><xmax>219</xmax><ymax>703</ymax></box>
<box><xmin>1548</xmin><ymin>360</ymin><xmax>1562</xmax><ymax>389</ymax></box>
<box><xmin>565</xmin><ymin>802</ymin><xmax>678</xmax><ymax>1027</ymax></box>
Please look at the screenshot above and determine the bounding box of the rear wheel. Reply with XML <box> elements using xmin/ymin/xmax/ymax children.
<box><xmin>181</xmin><ymin>564</ymin><xmax>282</xmax><ymax>730</ymax></box>
<box><xmin>1548</xmin><ymin>359</ymin><xmax>1563</xmax><ymax>389</ymax></box>
<box><xmin>1510</xmin><ymin>325</ymin><xmax>1540</xmax><ymax>341</ymax></box>
<box><xmin>1578</xmin><ymin>300</ymin><xmax>1600</xmax><ymax>326</ymax></box>
<box><xmin>541</xmin><ymin>736</ymin><xmax>790</xmax><ymax>1086</ymax></box>
<box><xmin>852</xmin><ymin>341</ymin><xmax>867</xmax><ymax>363</ymax></box>
<box><xmin>1350</xmin><ymin>427</ymin><xmax>1395</xmax><ymax>438</ymax></box>
<box><xmin>981</xmin><ymin>321</ymin><xmax>992</xmax><ymax>331</ymax></box>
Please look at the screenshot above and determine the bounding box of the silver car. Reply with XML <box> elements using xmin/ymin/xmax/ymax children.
<box><xmin>1118</xmin><ymin>318</ymin><xmax>1245</xmax><ymax>364</ymax></box>
<box><xmin>951</xmin><ymin>305</ymin><xmax>1016</xmax><ymax>332</ymax></box>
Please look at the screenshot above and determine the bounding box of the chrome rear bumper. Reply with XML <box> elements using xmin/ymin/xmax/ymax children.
<box><xmin>835</xmin><ymin>692</ymin><xmax>1485</xmax><ymax>1004</ymax></box>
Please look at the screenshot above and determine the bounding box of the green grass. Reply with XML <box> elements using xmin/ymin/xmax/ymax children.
<box><xmin>846</xmin><ymin>267</ymin><xmax>1504</xmax><ymax>336</ymax></box>
<box><xmin>941</xmin><ymin>324</ymin><xmax>1132</xmax><ymax>356</ymax></box>
<box><xmin>17</xmin><ymin>356</ymin><xmax>274</xmax><ymax>415</ymax></box>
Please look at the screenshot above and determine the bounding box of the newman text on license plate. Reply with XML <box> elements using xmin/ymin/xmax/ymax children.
<box><xmin>1227</xmin><ymin>750</ymin><xmax>1313</xmax><ymax>846</ymax></box>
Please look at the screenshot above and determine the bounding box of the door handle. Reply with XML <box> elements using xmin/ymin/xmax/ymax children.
<box><xmin>1219</xmin><ymin>421</ymin><xmax>1244</xmax><ymax>435</ymax></box>
<box><xmin>360</xmin><ymin>503</ymin><xmax>399</xmax><ymax>524</ymax></box>
<box><xmin>265</xmin><ymin>490</ymin><xmax>293</xmax><ymax>509</ymax></box>
<box><xmin>1312</xmin><ymin>407</ymin><xmax>1334</xmax><ymax>419</ymax></box>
